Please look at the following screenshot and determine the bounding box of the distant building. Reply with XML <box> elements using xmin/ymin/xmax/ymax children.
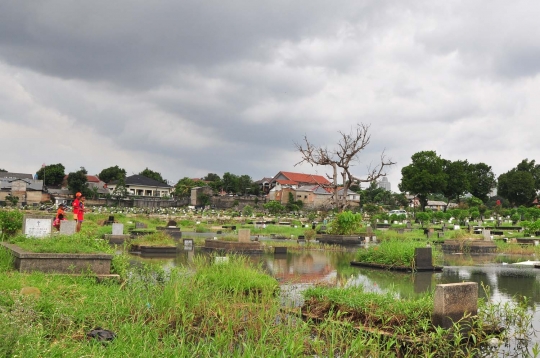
<box><xmin>377</xmin><ymin>177</ymin><xmax>391</xmax><ymax>191</ymax></box>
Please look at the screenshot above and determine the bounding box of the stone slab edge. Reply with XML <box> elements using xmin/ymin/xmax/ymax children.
<box><xmin>0</xmin><ymin>242</ymin><xmax>113</xmax><ymax>259</ymax></box>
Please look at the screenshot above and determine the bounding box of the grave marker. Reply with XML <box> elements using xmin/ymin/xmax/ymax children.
<box><xmin>238</xmin><ymin>229</ymin><xmax>251</xmax><ymax>243</ymax></box>
<box><xmin>112</xmin><ymin>223</ymin><xmax>124</xmax><ymax>235</ymax></box>
<box><xmin>23</xmin><ymin>216</ymin><xmax>52</xmax><ymax>238</ymax></box>
<box><xmin>432</xmin><ymin>282</ymin><xmax>478</xmax><ymax>330</ymax></box>
<box><xmin>59</xmin><ymin>220</ymin><xmax>76</xmax><ymax>235</ymax></box>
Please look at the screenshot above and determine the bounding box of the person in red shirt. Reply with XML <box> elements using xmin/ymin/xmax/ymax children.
<box><xmin>72</xmin><ymin>192</ymin><xmax>81</xmax><ymax>221</ymax></box>
<box><xmin>76</xmin><ymin>195</ymin><xmax>86</xmax><ymax>232</ymax></box>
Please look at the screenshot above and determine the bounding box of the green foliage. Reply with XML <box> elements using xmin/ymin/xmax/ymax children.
<box><xmin>194</xmin><ymin>256</ymin><xmax>279</xmax><ymax>295</ymax></box>
<box><xmin>399</xmin><ymin>151</ymin><xmax>447</xmax><ymax>211</ymax></box>
<box><xmin>139</xmin><ymin>167</ymin><xmax>167</xmax><ymax>184</ymax></box>
<box><xmin>36</xmin><ymin>163</ymin><xmax>65</xmax><ymax>187</ymax></box>
<box><xmin>67</xmin><ymin>167</ymin><xmax>89</xmax><ymax>195</ymax></box>
<box><xmin>98</xmin><ymin>165</ymin><xmax>126</xmax><ymax>183</ymax></box>
<box><xmin>467</xmin><ymin>162</ymin><xmax>496</xmax><ymax>203</ymax></box>
<box><xmin>415</xmin><ymin>212</ymin><xmax>431</xmax><ymax>227</ymax></box>
<box><xmin>355</xmin><ymin>239</ymin><xmax>431</xmax><ymax>268</ymax></box>
<box><xmin>5</xmin><ymin>195</ymin><xmax>19</xmax><ymax>207</ymax></box>
<box><xmin>174</xmin><ymin>177</ymin><xmax>206</xmax><ymax>197</ymax></box>
<box><xmin>8</xmin><ymin>233</ymin><xmax>112</xmax><ymax>254</ymax></box>
<box><xmin>286</xmin><ymin>192</ymin><xmax>303</xmax><ymax>212</ymax></box>
<box><xmin>112</xmin><ymin>177</ymin><xmax>129</xmax><ymax>200</ymax></box>
<box><xmin>442</xmin><ymin>159</ymin><xmax>470</xmax><ymax>204</ymax></box>
<box><xmin>198</xmin><ymin>193</ymin><xmax>211</xmax><ymax>206</ymax></box>
<box><xmin>522</xmin><ymin>220</ymin><xmax>540</xmax><ymax>236</ymax></box>
<box><xmin>328</xmin><ymin>210</ymin><xmax>362</xmax><ymax>235</ymax></box>
<box><xmin>304</xmin><ymin>229</ymin><xmax>316</xmax><ymax>241</ymax></box>
<box><xmin>130</xmin><ymin>231</ymin><xmax>176</xmax><ymax>247</ymax></box>
<box><xmin>242</xmin><ymin>205</ymin><xmax>253</xmax><ymax>217</ymax></box>
<box><xmin>0</xmin><ymin>210</ymin><xmax>23</xmax><ymax>237</ymax></box>
<box><xmin>498</xmin><ymin>162</ymin><xmax>538</xmax><ymax>207</ymax></box>
<box><xmin>264</xmin><ymin>200</ymin><xmax>285</xmax><ymax>215</ymax></box>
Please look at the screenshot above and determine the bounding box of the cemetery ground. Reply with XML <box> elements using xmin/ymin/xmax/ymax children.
<box><xmin>1</xmin><ymin>209</ymin><xmax>540</xmax><ymax>356</ymax></box>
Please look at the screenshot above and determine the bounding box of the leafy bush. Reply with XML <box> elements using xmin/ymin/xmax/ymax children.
<box><xmin>328</xmin><ymin>211</ymin><xmax>362</xmax><ymax>235</ymax></box>
<box><xmin>0</xmin><ymin>210</ymin><xmax>23</xmax><ymax>237</ymax></box>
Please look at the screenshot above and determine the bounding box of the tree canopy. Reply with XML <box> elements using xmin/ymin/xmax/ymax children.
<box><xmin>498</xmin><ymin>162</ymin><xmax>537</xmax><ymax>207</ymax></box>
<box><xmin>139</xmin><ymin>168</ymin><xmax>167</xmax><ymax>184</ymax></box>
<box><xmin>399</xmin><ymin>151</ymin><xmax>446</xmax><ymax>211</ymax></box>
<box><xmin>174</xmin><ymin>177</ymin><xmax>205</xmax><ymax>197</ymax></box>
<box><xmin>441</xmin><ymin>159</ymin><xmax>469</xmax><ymax>207</ymax></box>
<box><xmin>467</xmin><ymin>163</ymin><xmax>496</xmax><ymax>202</ymax></box>
<box><xmin>67</xmin><ymin>167</ymin><xmax>89</xmax><ymax>195</ymax></box>
<box><xmin>98</xmin><ymin>165</ymin><xmax>127</xmax><ymax>183</ymax></box>
<box><xmin>36</xmin><ymin>163</ymin><xmax>65</xmax><ymax>187</ymax></box>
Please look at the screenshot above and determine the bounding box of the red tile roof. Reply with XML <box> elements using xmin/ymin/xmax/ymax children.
<box><xmin>276</xmin><ymin>171</ymin><xmax>331</xmax><ymax>185</ymax></box>
<box><xmin>87</xmin><ymin>175</ymin><xmax>100</xmax><ymax>183</ymax></box>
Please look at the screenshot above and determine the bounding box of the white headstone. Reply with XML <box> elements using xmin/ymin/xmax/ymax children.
<box><xmin>112</xmin><ymin>223</ymin><xmax>124</xmax><ymax>235</ymax></box>
<box><xmin>59</xmin><ymin>220</ymin><xmax>76</xmax><ymax>235</ymax></box>
<box><xmin>482</xmin><ymin>229</ymin><xmax>491</xmax><ymax>241</ymax></box>
<box><xmin>454</xmin><ymin>225</ymin><xmax>460</xmax><ymax>230</ymax></box>
<box><xmin>24</xmin><ymin>217</ymin><xmax>52</xmax><ymax>238</ymax></box>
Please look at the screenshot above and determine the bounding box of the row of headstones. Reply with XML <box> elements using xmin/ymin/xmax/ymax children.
<box><xmin>22</xmin><ymin>215</ymin><xmax>126</xmax><ymax>238</ymax></box>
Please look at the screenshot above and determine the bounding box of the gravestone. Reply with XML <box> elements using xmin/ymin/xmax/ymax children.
<box><xmin>437</xmin><ymin>232</ymin><xmax>444</xmax><ymax>238</ymax></box>
<box><xmin>135</xmin><ymin>222</ymin><xmax>147</xmax><ymax>229</ymax></box>
<box><xmin>238</xmin><ymin>229</ymin><xmax>251</xmax><ymax>243</ymax></box>
<box><xmin>59</xmin><ymin>220</ymin><xmax>76</xmax><ymax>235</ymax></box>
<box><xmin>442</xmin><ymin>226</ymin><xmax>447</xmax><ymax>232</ymax></box>
<box><xmin>482</xmin><ymin>230</ymin><xmax>491</xmax><ymax>241</ymax></box>
<box><xmin>406</xmin><ymin>222</ymin><xmax>412</xmax><ymax>229</ymax></box>
<box><xmin>366</xmin><ymin>226</ymin><xmax>373</xmax><ymax>236</ymax></box>
<box><xmin>112</xmin><ymin>223</ymin><xmax>124</xmax><ymax>235</ymax></box>
<box><xmin>23</xmin><ymin>216</ymin><xmax>52</xmax><ymax>238</ymax></box>
<box><xmin>414</xmin><ymin>248</ymin><xmax>433</xmax><ymax>269</ymax></box>
<box><xmin>183</xmin><ymin>239</ymin><xmax>194</xmax><ymax>251</ymax></box>
<box><xmin>432</xmin><ymin>282</ymin><xmax>478</xmax><ymax>330</ymax></box>
<box><xmin>454</xmin><ymin>225</ymin><xmax>460</xmax><ymax>230</ymax></box>
<box><xmin>167</xmin><ymin>220</ymin><xmax>177</xmax><ymax>227</ymax></box>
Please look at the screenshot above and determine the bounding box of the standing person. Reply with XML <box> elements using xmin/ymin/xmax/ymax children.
<box><xmin>72</xmin><ymin>192</ymin><xmax>82</xmax><ymax>221</ymax></box>
<box><xmin>76</xmin><ymin>195</ymin><xmax>86</xmax><ymax>233</ymax></box>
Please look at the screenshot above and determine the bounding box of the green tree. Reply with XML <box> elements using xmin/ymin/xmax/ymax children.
<box><xmin>98</xmin><ymin>165</ymin><xmax>127</xmax><ymax>183</ymax></box>
<box><xmin>0</xmin><ymin>168</ymin><xmax>6</xmax><ymax>172</ymax></box>
<box><xmin>67</xmin><ymin>167</ymin><xmax>89</xmax><ymax>195</ymax></box>
<box><xmin>498</xmin><ymin>169</ymin><xmax>536</xmax><ymax>207</ymax></box>
<box><xmin>516</xmin><ymin>159</ymin><xmax>540</xmax><ymax>190</ymax></box>
<box><xmin>112</xmin><ymin>177</ymin><xmax>129</xmax><ymax>201</ymax></box>
<box><xmin>467</xmin><ymin>163</ymin><xmax>496</xmax><ymax>203</ymax></box>
<box><xmin>5</xmin><ymin>194</ymin><xmax>19</xmax><ymax>207</ymax></box>
<box><xmin>139</xmin><ymin>168</ymin><xmax>167</xmax><ymax>184</ymax></box>
<box><xmin>399</xmin><ymin>151</ymin><xmax>447</xmax><ymax>211</ymax></box>
<box><xmin>442</xmin><ymin>159</ymin><xmax>470</xmax><ymax>208</ymax></box>
<box><xmin>242</xmin><ymin>205</ymin><xmax>254</xmax><ymax>217</ymax></box>
<box><xmin>174</xmin><ymin>177</ymin><xmax>205</xmax><ymax>198</ymax></box>
<box><xmin>264</xmin><ymin>201</ymin><xmax>285</xmax><ymax>215</ymax></box>
<box><xmin>222</xmin><ymin>172</ymin><xmax>240</xmax><ymax>194</ymax></box>
<box><xmin>203</xmin><ymin>173</ymin><xmax>221</xmax><ymax>182</ymax></box>
<box><xmin>36</xmin><ymin>163</ymin><xmax>65</xmax><ymax>187</ymax></box>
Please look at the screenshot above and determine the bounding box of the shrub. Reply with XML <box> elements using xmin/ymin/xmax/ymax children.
<box><xmin>328</xmin><ymin>211</ymin><xmax>362</xmax><ymax>235</ymax></box>
<box><xmin>0</xmin><ymin>210</ymin><xmax>24</xmax><ymax>237</ymax></box>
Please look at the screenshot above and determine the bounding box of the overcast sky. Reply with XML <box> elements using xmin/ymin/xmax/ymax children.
<box><xmin>1</xmin><ymin>1</ymin><xmax>540</xmax><ymax>191</ymax></box>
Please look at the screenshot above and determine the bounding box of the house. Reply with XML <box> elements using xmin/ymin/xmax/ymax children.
<box><xmin>255</xmin><ymin>177</ymin><xmax>274</xmax><ymax>194</ymax></box>
<box><xmin>86</xmin><ymin>175</ymin><xmax>109</xmax><ymax>196</ymax></box>
<box><xmin>0</xmin><ymin>178</ymin><xmax>46</xmax><ymax>204</ymax></box>
<box><xmin>108</xmin><ymin>175</ymin><xmax>173</xmax><ymax>197</ymax></box>
<box><xmin>0</xmin><ymin>172</ymin><xmax>34</xmax><ymax>180</ymax></box>
<box><xmin>270</xmin><ymin>171</ymin><xmax>331</xmax><ymax>189</ymax></box>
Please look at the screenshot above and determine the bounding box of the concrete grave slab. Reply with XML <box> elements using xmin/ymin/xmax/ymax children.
<box><xmin>433</xmin><ymin>282</ymin><xmax>478</xmax><ymax>330</ymax></box>
<box><xmin>59</xmin><ymin>220</ymin><xmax>76</xmax><ymax>235</ymax></box>
<box><xmin>238</xmin><ymin>229</ymin><xmax>251</xmax><ymax>243</ymax></box>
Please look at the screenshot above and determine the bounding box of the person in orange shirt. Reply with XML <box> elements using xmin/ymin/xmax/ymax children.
<box><xmin>72</xmin><ymin>192</ymin><xmax>81</xmax><ymax>221</ymax></box>
<box><xmin>76</xmin><ymin>195</ymin><xmax>86</xmax><ymax>233</ymax></box>
<box><xmin>53</xmin><ymin>203</ymin><xmax>67</xmax><ymax>231</ymax></box>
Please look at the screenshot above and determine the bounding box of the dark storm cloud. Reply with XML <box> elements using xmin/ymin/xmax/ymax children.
<box><xmin>2</xmin><ymin>0</ymin><xmax>540</xmax><ymax>188</ymax></box>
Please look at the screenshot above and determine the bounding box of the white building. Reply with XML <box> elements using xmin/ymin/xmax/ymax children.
<box><xmin>377</xmin><ymin>177</ymin><xmax>391</xmax><ymax>191</ymax></box>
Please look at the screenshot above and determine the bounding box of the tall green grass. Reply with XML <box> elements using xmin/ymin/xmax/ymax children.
<box><xmin>355</xmin><ymin>239</ymin><xmax>433</xmax><ymax>268</ymax></box>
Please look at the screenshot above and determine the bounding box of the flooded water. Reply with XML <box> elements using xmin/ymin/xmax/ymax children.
<box><xmin>130</xmin><ymin>246</ymin><xmax>540</xmax><ymax>355</ymax></box>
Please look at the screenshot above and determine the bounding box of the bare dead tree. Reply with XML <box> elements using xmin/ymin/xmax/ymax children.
<box><xmin>295</xmin><ymin>123</ymin><xmax>395</xmax><ymax>212</ymax></box>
